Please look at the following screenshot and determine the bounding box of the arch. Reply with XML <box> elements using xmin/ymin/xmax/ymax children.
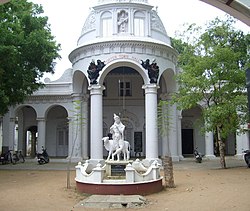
<box><xmin>133</xmin><ymin>10</ymin><xmax>146</xmax><ymax>36</ymax></box>
<box><xmin>200</xmin><ymin>0</ymin><xmax>250</xmax><ymax>26</ymax></box>
<box><xmin>73</xmin><ymin>70</ymin><xmax>88</xmax><ymax>94</ymax></box>
<box><xmin>14</xmin><ymin>104</ymin><xmax>37</xmax><ymax>118</ymax></box>
<box><xmin>101</xmin><ymin>11</ymin><xmax>112</xmax><ymax>19</ymax></box>
<box><xmin>13</xmin><ymin>105</ymin><xmax>38</xmax><ymax>157</ymax></box>
<box><xmin>181</xmin><ymin>105</ymin><xmax>204</xmax><ymax>156</ymax></box>
<box><xmin>159</xmin><ymin>68</ymin><xmax>176</xmax><ymax>93</ymax></box>
<box><xmin>99</xmin><ymin>60</ymin><xmax>148</xmax><ymax>85</ymax></box>
<box><xmin>100</xmin><ymin>11</ymin><xmax>112</xmax><ymax>37</ymax></box>
<box><xmin>45</xmin><ymin>105</ymin><xmax>69</xmax><ymax>157</ymax></box>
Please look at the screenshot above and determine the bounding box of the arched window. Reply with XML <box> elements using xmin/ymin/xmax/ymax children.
<box><xmin>134</xmin><ymin>11</ymin><xmax>145</xmax><ymax>36</ymax></box>
<box><xmin>101</xmin><ymin>11</ymin><xmax>112</xmax><ymax>37</ymax></box>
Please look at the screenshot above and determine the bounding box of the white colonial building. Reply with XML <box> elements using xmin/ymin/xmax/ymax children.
<box><xmin>1</xmin><ymin>0</ymin><xmax>249</xmax><ymax>161</ymax></box>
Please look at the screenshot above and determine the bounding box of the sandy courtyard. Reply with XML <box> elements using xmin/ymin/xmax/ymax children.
<box><xmin>0</xmin><ymin>158</ymin><xmax>249</xmax><ymax>211</ymax></box>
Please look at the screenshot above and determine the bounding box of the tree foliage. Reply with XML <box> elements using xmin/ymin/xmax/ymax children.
<box><xmin>0</xmin><ymin>0</ymin><xmax>61</xmax><ymax>115</ymax></box>
<box><xmin>171</xmin><ymin>16</ymin><xmax>250</xmax><ymax>168</ymax></box>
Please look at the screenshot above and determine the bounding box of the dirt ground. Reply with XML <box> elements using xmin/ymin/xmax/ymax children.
<box><xmin>0</xmin><ymin>159</ymin><xmax>250</xmax><ymax>211</ymax></box>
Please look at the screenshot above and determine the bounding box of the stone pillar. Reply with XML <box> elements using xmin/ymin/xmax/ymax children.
<box><xmin>160</xmin><ymin>98</ymin><xmax>169</xmax><ymax>157</ymax></box>
<box><xmin>143</xmin><ymin>84</ymin><xmax>159</xmax><ymax>161</ymax></box>
<box><xmin>205</xmin><ymin>131</ymin><xmax>216</xmax><ymax>159</ymax></box>
<box><xmin>14</xmin><ymin>123</ymin><xmax>18</xmax><ymax>151</ymax></box>
<box><xmin>2</xmin><ymin>113</ymin><xmax>10</xmax><ymax>148</ymax></box>
<box><xmin>9</xmin><ymin>118</ymin><xmax>16</xmax><ymax>150</ymax></box>
<box><xmin>69</xmin><ymin>94</ymin><xmax>84</xmax><ymax>160</ymax></box>
<box><xmin>177</xmin><ymin>111</ymin><xmax>184</xmax><ymax>160</ymax></box>
<box><xmin>236</xmin><ymin>125</ymin><xmax>249</xmax><ymax>159</ymax></box>
<box><xmin>82</xmin><ymin>94</ymin><xmax>89</xmax><ymax>159</ymax></box>
<box><xmin>30</xmin><ymin>131</ymin><xmax>37</xmax><ymax>158</ymax></box>
<box><xmin>88</xmin><ymin>85</ymin><xmax>104</xmax><ymax>161</ymax></box>
<box><xmin>37</xmin><ymin>118</ymin><xmax>46</xmax><ymax>152</ymax></box>
<box><xmin>168</xmin><ymin>103</ymin><xmax>179</xmax><ymax>161</ymax></box>
<box><xmin>125</xmin><ymin>163</ymin><xmax>135</xmax><ymax>183</ymax></box>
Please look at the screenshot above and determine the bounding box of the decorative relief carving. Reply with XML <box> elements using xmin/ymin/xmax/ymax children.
<box><xmin>81</xmin><ymin>12</ymin><xmax>96</xmax><ymax>34</ymax></box>
<box><xmin>151</xmin><ymin>11</ymin><xmax>166</xmax><ymax>34</ymax></box>
<box><xmin>71</xmin><ymin>42</ymin><xmax>176</xmax><ymax>65</ymax></box>
<box><xmin>117</xmin><ymin>10</ymin><xmax>129</xmax><ymax>33</ymax></box>
<box><xmin>25</xmin><ymin>95</ymin><xmax>72</xmax><ymax>104</ymax></box>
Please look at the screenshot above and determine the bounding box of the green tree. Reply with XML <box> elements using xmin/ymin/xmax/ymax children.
<box><xmin>0</xmin><ymin>0</ymin><xmax>61</xmax><ymax>115</ymax></box>
<box><xmin>67</xmin><ymin>100</ymin><xmax>85</xmax><ymax>189</ymax></box>
<box><xmin>171</xmin><ymin>16</ymin><xmax>250</xmax><ymax>168</ymax></box>
<box><xmin>158</xmin><ymin>101</ymin><xmax>175</xmax><ymax>188</ymax></box>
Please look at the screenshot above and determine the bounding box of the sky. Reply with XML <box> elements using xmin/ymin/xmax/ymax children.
<box><xmin>29</xmin><ymin>0</ymin><xmax>249</xmax><ymax>81</ymax></box>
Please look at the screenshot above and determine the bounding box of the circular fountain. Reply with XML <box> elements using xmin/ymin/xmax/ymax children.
<box><xmin>75</xmin><ymin>114</ymin><xmax>163</xmax><ymax>195</ymax></box>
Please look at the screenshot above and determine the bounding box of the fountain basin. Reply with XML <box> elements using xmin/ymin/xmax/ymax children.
<box><xmin>75</xmin><ymin>159</ymin><xmax>163</xmax><ymax>195</ymax></box>
<box><xmin>76</xmin><ymin>178</ymin><xmax>163</xmax><ymax>195</ymax></box>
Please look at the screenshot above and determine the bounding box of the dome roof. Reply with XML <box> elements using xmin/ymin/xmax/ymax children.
<box><xmin>77</xmin><ymin>0</ymin><xmax>171</xmax><ymax>47</ymax></box>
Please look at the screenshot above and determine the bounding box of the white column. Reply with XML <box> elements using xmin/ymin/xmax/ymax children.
<box><xmin>69</xmin><ymin>94</ymin><xmax>84</xmax><ymax>160</ymax></box>
<box><xmin>177</xmin><ymin>111</ymin><xmax>184</xmax><ymax>160</ymax></box>
<box><xmin>9</xmin><ymin>118</ymin><xmax>16</xmax><ymax>150</ymax></box>
<box><xmin>236</xmin><ymin>125</ymin><xmax>249</xmax><ymax>159</ymax></box>
<box><xmin>17</xmin><ymin>114</ymin><xmax>24</xmax><ymax>151</ymax></box>
<box><xmin>68</xmin><ymin>117</ymin><xmax>73</xmax><ymax>156</ymax></box>
<box><xmin>160</xmin><ymin>99</ymin><xmax>169</xmax><ymax>157</ymax></box>
<box><xmin>82</xmin><ymin>94</ymin><xmax>89</xmax><ymax>159</ymax></box>
<box><xmin>143</xmin><ymin>84</ymin><xmax>159</xmax><ymax>161</ymax></box>
<box><xmin>205</xmin><ymin>131</ymin><xmax>216</xmax><ymax>159</ymax></box>
<box><xmin>14</xmin><ymin>123</ymin><xmax>18</xmax><ymax>151</ymax></box>
<box><xmin>89</xmin><ymin>85</ymin><xmax>104</xmax><ymax>161</ymax></box>
<box><xmin>2</xmin><ymin>114</ymin><xmax>10</xmax><ymax>148</ymax></box>
<box><xmin>168</xmin><ymin>103</ymin><xmax>179</xmax><ymax>161</ymax></box>
<box><xmin>37</xmin><ymin>118</ymin><xmax>46</xmax><ymax>152</ymax></box>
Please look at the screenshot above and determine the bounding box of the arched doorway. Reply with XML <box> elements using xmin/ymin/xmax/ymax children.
<box><xmin>46</xmin><ymin>105</ymin><xmax>68</xmax><ymax>157</ymax></box>
<box><xmin>16</xmin><ymin>105</ymin><xmax>37</xmax><ymax>157</ymax></box>
<box><xmin>26</xmin><ymin>126</ymin><xmax>37</xmax><ymax>158</ymax></box>
<box><xmin>181</xmin><ymin>120</ymin><xmax>194</xmax><ymax>155</ymax></box>
<box><xmin>102</xmin><ymin>65</ymin><xmax>145</xmax><ymax>157</ymax></box>
<box><xmin>181</xmin><ymin>106</ymin><xmax>204</xmax><ymax>156</ymax></box>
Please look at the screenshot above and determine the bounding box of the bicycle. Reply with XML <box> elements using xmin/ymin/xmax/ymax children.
<box><xmin>12</xmin><ymin>150</ymin><xmax>25</xmax><ymax>164</ymax></box>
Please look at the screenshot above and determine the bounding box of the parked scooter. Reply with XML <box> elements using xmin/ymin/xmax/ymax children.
<box><xmin>37</xmin><ymin>147</ymin><xmax>49</xmax><ymax>165</ymax></box>
<box><xmin>243</xmin><ymin>150</ymin><xmax>250</xmax><ymax>168</ymax></box>
<box><xmin>194</xmin><ymin>147</ymin><xmax>202</xmax><ymax>163</ymax></box>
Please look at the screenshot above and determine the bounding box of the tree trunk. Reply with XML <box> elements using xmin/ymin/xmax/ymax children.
<box><xmin>217</xmin><ymin>127</ymin><xmax>226</xmax><ymax>169</ymax></box>
<box><xmin>162</xmin><ymin>156</ymin><xmax>175</xmax><ymax>188</ymax></box>
<box><xmin>218</xmin><ymin>140</ymin><xmax>226</xmax><ymax>168</ymax></box>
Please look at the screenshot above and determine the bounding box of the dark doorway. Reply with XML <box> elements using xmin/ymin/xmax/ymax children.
<box><xmin>182</xmin><ymin>129</ymin><xmax>194</xmax><ymax>155</ymax></box>
<box><xmin>26</xmin><ymin>126</ymin><xmax>37</xmax><ymax>158</ymax></box>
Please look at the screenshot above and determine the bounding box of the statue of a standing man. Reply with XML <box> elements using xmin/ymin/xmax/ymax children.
<box><xmin>110</xmin><ymin>114</ymin><xmax>125</xmax><ymax>159</ymax></box>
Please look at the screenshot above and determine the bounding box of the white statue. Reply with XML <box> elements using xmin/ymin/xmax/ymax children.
<box><xmin>103</xmin><ymin>136</ymin><xmax>130</xmax><ymax>161</ymax></box>
<box><xmin>102</xmin><ymin>114</ymin><xmax>130</xmax><ymax>161</ymax></box>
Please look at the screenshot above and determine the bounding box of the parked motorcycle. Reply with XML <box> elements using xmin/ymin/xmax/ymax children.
<box><xmin>0</xmin><ymin>150</ymin><xmax>12</xmax><ymax>165</ymax></box>
<box><xmin>194</xmin><ymin>147</ymin><xmax>202</xmax><ymax>163</ymax></box>
<box><xmin>37</xmin><ymin>147</ymin><xmax>49</xmax><ymax>165</ymax></box>
<box><xmin>243</xmin><ymin>150</ymin><xmax>250</xmax><ymax>168</ymax></box>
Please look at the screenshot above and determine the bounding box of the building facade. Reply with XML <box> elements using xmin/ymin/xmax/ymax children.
<box><xmin>1</xmin><ymin>0</ymin><xmax>249</xmax><ymax>161</ymax></box>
